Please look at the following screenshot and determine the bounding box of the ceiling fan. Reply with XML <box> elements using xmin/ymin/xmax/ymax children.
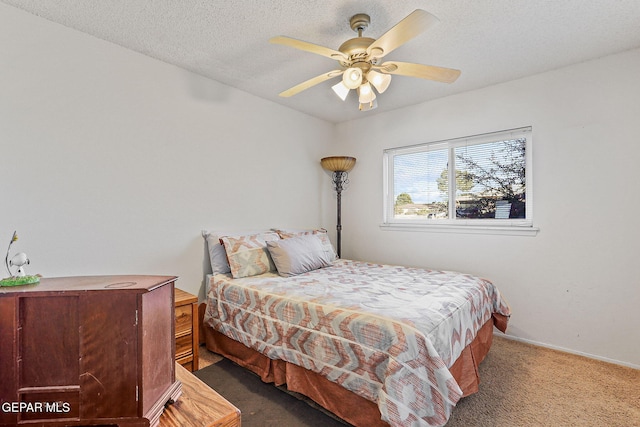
<box><xmin>270</xmin><ymin>9</ymin><xmax>461</xmax><ymax>111</ymax></box>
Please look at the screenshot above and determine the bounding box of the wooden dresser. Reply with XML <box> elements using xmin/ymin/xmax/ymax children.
<box><xmin>0</xmin><ymin>275</ymin><xmax>181</xmax><ymax>427</ymax></box>
<box><xmin>174</xmin><ymin>288</ymin><xmax>199</xmax><ymax>372</ymax></box>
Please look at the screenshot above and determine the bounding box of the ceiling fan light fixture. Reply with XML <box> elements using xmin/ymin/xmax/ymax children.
<box><xmin>359</xmin><ymin>99</ymin><xmax>378</xmax><ymax>111</ymax></box>
<box><xmin>271</xmin><ymin>10</ymin><xmax>460</xmax><ymax>114</ymax></box>
<box><xmin>357</xmin><ymin>82</ymin><xmax>376</xmax><ymax>104</ymax></box>
<box><xmin>331</xmin><ymin>81</ymin><xmax>350</xmax><ymax>101</ymax></box>
<box><xmin>367</xmin><ymin>70</ymin><xmax>392</xmax><ymax>93</ymax></box>
<box><xmin>343</xmin><ymin>67</ymin><xmax>363</xmax><ymax>89</ymax></box>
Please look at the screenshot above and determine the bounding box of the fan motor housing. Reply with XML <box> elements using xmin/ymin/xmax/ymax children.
<box><xmin>339</xmin><ymin>13</ymin><xmax>376</xmax><ymax>66</ymax></box>
<box><xmin>339</xmin><ymin>37</ymin><xmax>376</xmax><ymax>65</ymax></box>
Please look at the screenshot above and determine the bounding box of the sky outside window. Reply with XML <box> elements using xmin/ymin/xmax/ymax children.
<box><xmin>394</xmin><ymin>148</ymin><xmax>448</xmax><ymax>204</ymax></box>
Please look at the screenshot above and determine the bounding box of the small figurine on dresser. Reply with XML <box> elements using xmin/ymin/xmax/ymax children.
<box><xmin>0</xmin><ymin>230</ymin><xmax>40</xmax><ymax>287</ymax></box>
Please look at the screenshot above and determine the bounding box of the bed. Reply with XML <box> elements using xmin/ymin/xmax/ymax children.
<box><xmin>201</xmin><ymin>229</ymin><xmax>510</xmax><ymax>427</ymax></box>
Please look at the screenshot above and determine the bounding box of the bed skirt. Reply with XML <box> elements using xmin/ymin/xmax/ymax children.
<box><xmin>202</xmin><ymin>312</ymin><xmax>508</xmax><ymax>427</ymax></box>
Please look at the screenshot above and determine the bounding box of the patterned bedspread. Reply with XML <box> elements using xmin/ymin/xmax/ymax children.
<box><xmin>204</xmin><ymin>259</ymin><xmax>510</xmax><ymax>427</ymax></box>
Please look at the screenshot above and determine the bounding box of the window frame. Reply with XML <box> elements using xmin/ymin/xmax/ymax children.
<box><xmin>382</xmin><ymin>127</ymin><xmax>537</xmax><ymax>236</ymax></box>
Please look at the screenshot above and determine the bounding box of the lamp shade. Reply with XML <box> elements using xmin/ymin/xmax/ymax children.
<box><xmin>357</xmin><ymin>82</ymin><xmax>376</xmax><ymax>104</ymax></box>
<box><xmin>321</xmin><ymin>156</ymin><xmax>356</xmax><ymax>172</ymax></box>
<box><xmin>342</xmin><ymin>68</ymin><xmax>363</xmax><ymax>89</ymax></box>
<box><xmin>359</xmin><ymin>99</ymin><xmax>378</xmax><ymax>111</ymax></box>
<box><xmin>367</xmin><ymin>70</ymin><xmax>392</xmax><ymax>93</ymax></box>
<box><xmin>331</xmin><ymin>81</ymin><xmax>350</xmax><ymax>101</ymax></box>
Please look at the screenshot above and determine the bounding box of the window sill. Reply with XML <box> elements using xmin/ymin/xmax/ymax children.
<box><xmin>379</xmin><ymin>223</ymin><xmax>539</xmax><ymax>237</ymax></box>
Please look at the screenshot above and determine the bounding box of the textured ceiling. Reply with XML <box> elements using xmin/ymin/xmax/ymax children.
<box><xmin>4</xmin><ymin>0</ymin><xmax>640</xmax><ymax>123</ymax></box>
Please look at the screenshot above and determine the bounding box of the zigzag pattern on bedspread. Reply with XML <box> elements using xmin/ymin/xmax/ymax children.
<box><xmin>204</xmin><ymin>259</ymin><xmax>510</xmax><ymax>427</ymax></box>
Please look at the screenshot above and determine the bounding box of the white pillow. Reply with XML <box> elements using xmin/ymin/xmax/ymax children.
<box><xmin>267</xmin><ymin>234</ymin><xmax>334</xmax><ymax>277</ymax></box>
<box><xmin>203</xmin><ymin>232</ymin><xmax>230</xmax><ymax>274</ymax></box>
<box><xmin>272</xmin><ymin>228</ymin><xmax>337</xmax><ymax>261</ymax></box>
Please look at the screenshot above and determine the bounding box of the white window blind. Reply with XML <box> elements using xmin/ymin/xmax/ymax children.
<box><xmin>383</xmin><ymin>127</ymin><xmax>534</xmax><ymax>234</ymax></box>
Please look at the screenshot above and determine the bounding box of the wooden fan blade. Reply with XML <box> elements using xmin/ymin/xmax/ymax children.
<box><xmin>278</xmin><ymin>70</ymin><xmax>344</xmax><ymax>97</ymax></box>
<box><xmin>270</xmin><ymin>36</ymin><xmax>348</xmax><ymax>61</ymax></box>
<box><xmin>377</xmin><ymin>61</ymin><xmax>461</xmax><ymax>83</ymax></box>
<box><xmin>367</xmin><ymin>9</ymin><xmax>439</xmax><ymax>58</ymax></box>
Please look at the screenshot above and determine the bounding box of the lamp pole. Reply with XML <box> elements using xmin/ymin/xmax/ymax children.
<box><xmin>321</xmin><ymin>156</ymin><xmax>355</xmax><ymax>259</ymax></box>
<box><xmin>331</xmin><ymin>171</ymin><xmax>348</xmax><ymax>258</ymax></box>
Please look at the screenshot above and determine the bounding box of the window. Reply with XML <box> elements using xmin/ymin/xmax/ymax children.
<box><xmin>383</xmin><ymin>127</ymin><xmax>534</xmax><ymax>234</ymax></box>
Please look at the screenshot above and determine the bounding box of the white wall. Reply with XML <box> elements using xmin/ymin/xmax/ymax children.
<box><xmin>333</xmin><ymin>48</ymin><xmax>640</xmax><ymax>368</ymax></box>
<box><xmin>0</xmin><ymin>4</ymin><xmax>335</xmax><ymax>299</ymax></box>
<box><xmin>2</xmin><ymin>3</ymin><xmax>638</xmax><ymax>368</ymax></box>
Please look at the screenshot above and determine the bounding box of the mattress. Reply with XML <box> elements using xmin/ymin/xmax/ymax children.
<box><xmin>203</xmin><ymin>259</ymin><xmax>510</xmax><ymax>426</ymax></box>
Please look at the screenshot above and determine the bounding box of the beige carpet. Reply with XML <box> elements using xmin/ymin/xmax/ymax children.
<box><xmin>447</xmin><ymin>336</ymin><xmax>640</xmax><ymax>426</ymax></box>
<box><xmin>198</xmin><ymin>336</ymin><xmax>640</xmax><ymax>426</ymax></box>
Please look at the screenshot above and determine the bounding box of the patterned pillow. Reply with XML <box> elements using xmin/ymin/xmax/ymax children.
<box><xmin>273</xmin><ymin>228</ymin><xmax>337</xmax><ymax>260</ymax></box>
<box><xmin>203</xmin><ymin>229</ymin><xmax>266</xmax><ymax>274</ymax></box>
<box><xmin>219</xmin><ymin>232</ymin><xmax>280</xmax><ymax>278</ymax></box>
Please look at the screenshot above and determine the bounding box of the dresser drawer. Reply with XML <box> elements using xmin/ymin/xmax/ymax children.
<box><xmin>19</xmin><ymin>390</ymin><xmax>80</xmax><ymax>421</ymax></box>
<box><xmin>175</xmin><ymin>304</ymin><xmax>193</xmax><ymax>336</ymax></box>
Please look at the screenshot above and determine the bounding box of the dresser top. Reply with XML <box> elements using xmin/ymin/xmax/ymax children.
<box><xmin>0</xmin><ymin>275</ymin><xmax>177</xmax><ymax>294</ymax></box>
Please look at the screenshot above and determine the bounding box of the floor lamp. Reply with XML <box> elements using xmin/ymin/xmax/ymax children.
<box><xmin>321</xmin><ymin>156</ymin><xmax>356</xmax><ymax>258</ymax></box>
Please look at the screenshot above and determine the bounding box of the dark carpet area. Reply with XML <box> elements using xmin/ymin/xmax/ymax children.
<box><xmin>192</xmin><ymin>338</ymin><xmax>640</xmax><ymax>427</ymax></box>
<box><xmin>194</xmin><ymin>358</ymin><xmax>349</xmax><ymax>427</ymax></box>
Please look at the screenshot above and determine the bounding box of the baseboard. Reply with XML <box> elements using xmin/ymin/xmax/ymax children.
<box><xmin>500</xmin><ymin>334</ymin><xmax>640</xmax><ymax>370</ymax></box>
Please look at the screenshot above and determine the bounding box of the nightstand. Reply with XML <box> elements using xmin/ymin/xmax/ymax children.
<box><xmin>175</xmin><ymin>288</ymin><xmax>199</xmax><ymax>372</ymax></box>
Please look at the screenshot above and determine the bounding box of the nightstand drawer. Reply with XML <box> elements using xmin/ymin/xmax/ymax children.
<box><xmin>174</xmin><ymin>288</ymin><xmax>199</xmax><ymax>372</ymax></box>
<box><xmin>176</xmin><ymin>333</ymin><xmax>193</xmax><ymax>359</ymax></box>
<box><xmin>175</xmin><ymin>304</ymin><xmax>193</xmax><ymax>335</ymax></box>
